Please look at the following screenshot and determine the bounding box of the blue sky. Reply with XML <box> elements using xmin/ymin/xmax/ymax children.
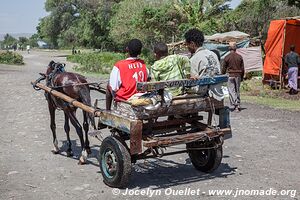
<box><xmin>0</xmin><ymin>0</ymin><xmax>242</xmax><ymax>34</ymax></box>
<box><xmin>0</xmin><ymin>0</ymin><xmax>47</xmax><ymax>34</ymax></box>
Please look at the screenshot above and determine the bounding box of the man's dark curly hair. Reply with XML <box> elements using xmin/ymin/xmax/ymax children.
<box><xmin>154</xmin><ymin>42</ymin><xmax>168</xmax><ymax>57</ymax></box>
<box><xmin>127</xmin><ymin>39</ymin><xmax>143</xmax><ymax>57</ymax></box>
<box><xmin>290</xmin><ymin>44</ymin><xmax>295</xmax><ymax>51</ymax></box>
<box><xmin>184</xmin><ymin>28</ymin><xmax>204</xmax><ymax>47</ymax></box>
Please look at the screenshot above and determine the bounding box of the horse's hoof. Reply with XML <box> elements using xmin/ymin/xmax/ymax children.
<box><xmin>78</xmin><ymin>160</ymin><xmax>85</xmax><ymax>165</ymax></box>
<box><xmin>78</xmin><ymin>156</ymin><xmax>86</xmax><ymax>165</ymax></box>
<box><xmin>66</xmin><ymin>151</ymin><xmax>73</xmax><ymax>157</ymax></box>
<box><xmin>51</xmin><ymin>149</ymin><xmax>60</xmax><ymax>154</ymax></box>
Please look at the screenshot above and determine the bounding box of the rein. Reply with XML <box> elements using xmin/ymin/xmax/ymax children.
<box><xmin>50</xmin><ymin>82</ymin><xmax>107</xmax><ymax>94</ymax></box>
<box><xmin>33</xmin><ymin>75</ymin><xmax>107</xmax><ymax>94</ymax></box>
<box><xmin>50</xmin><ymin>82</ymin><xmax>100</xmax><ymax>89</ymax></box>
<box><xmin>32</xmin><ymin>61</ymin><xmax>107</xmax><ymax>94</ymax></box>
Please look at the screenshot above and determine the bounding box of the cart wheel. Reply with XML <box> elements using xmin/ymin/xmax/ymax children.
<box><xmin>99</xmin><ymin>136</ymin><xmax>131</xmax><ymax>188</ymax></box>
<box><xmin>187</xmin><ymin>143</ymin><xmax>222</xmax><ymax>173</ymax></box>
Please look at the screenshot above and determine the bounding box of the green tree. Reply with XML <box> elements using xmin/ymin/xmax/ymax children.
<box><xmin>221</xmin><ymin>0</ymin><xmax>300</xmax><ymax>38</ymax></box>
<box><xmin>110</xmin><ymin>0</ymin><xmax>183</xmax><ymax>48</ymax></box>
<box><xmin>3</xmin><ymin>34</ymin><xmax>17</xmax><ymax>48</ymax></box>
<box><xmin>38</xmin><ymin>0</ymin><xmax>121</xmax><ymax>49</ymax></box>
<box><xmin>18</xmin><ymin>37</ymin><xmax>28</xmax><ymax>45</ymax></box>
<box><xmin>173</xmin><ymin>0</ymin><xmax>231</xmax><ymax>34</ymax></box>
<box><xmin>134</xmin><ymin>3</ymin><xmax>185</xmax><ymax>46</ymax></box>
<box><xmin>109</xmin><ymin>0</ymin><xmax>148</xmax><ymax>48</ymax></box>
<box><xmin>288</xmin><ymin>0</ymin><xmax>300</xmax><ymax>7</ymax></box>
<box><xmin>29</xmin><ymin>34</ymin><xmax>39</xmax><ymax>48</ymax></box>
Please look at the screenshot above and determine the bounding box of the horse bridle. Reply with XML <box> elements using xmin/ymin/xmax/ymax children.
<box><xmin>47</xmin><ymin>62</ymin><xmax>66</xmax><ymax>86</ymax></box>
<box><xmin>32</xmin><ymin>61</ymin><xmax>107</xmax><ymax>94</ymax></box>
<box><xmin>32</xmin><ymin>62</ymin><xmax>66</xmax><ymax>91</ymax></box>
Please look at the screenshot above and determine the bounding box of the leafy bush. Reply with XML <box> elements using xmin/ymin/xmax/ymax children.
<box><xmin>67</xmin><ymin>52</ymin><xmax>125</xmax><ymax>74</ymax></box>
<box><xmin>67</xmin><ymin>50</ymin><xmax>156</xmax><ymax>74</ymax></box>
<box><xmin>0</xmin><ymin>51</ymin><xmax>24</xmax><ymax>65</ymax></box>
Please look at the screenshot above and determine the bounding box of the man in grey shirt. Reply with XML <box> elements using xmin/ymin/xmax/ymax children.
<box><xmin>184</xmin><ymin>28</ymin><xmax>220</xmax><ymax>78</ymax></box>
<box><xmin>184</xmin><ymin>28</ymin><xmax>223</xmax><ymax>100</ymax></box>
<box><xmin>285</xmin><ymin>45</ymin><xmax>300</xmax><ymax>95</ymax></box>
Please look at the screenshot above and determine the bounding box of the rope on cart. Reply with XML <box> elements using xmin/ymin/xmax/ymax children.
<box><xmin>208</xmin><ymin>97</ymin><xmax>220</xmax><ymax>132</ymax></box>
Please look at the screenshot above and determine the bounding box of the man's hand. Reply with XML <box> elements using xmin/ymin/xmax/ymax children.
<box><xmin>190</xmin><ymin>75</ymin><xmax>198</xmax><ymax>80</ymax></box>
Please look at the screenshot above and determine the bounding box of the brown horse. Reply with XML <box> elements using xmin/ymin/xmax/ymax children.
<box><xmin>44</xmin><ymin>61</ymin><xmax>96</xmax><ymax>164</ymax></box>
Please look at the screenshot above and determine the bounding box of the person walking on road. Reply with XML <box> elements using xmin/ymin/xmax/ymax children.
<box><xmin>222</xmin><ymin>42</ymin><xmax>244</xmax><ymax>112</ymax></box>
<box><xmin>26</xmin><ymin>45</ymin><xmax>31</xmax><ymax>54</ymax></box>
<box><xmin>285</xmin><ymin>44</ymin><xmax>300</xmax><ymax>95</ymax></box>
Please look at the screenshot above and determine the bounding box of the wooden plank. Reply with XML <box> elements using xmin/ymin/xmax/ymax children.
<box><xmin>207</xmin><ymin>111</ymin><xmax>213</xmax><ymax>126</ymax></box>
<box><xmin>96</xmin><ymin>110</ymin><xmax>135</xmax><ymax>133</ymax></box>
<box><xmin>143</xmin><ymin>128</ymin><xmax>231</xmax><ymax>148</ymax></box>
<box><xmin>130</xmin><ymin>120</ymin><xmax>143</xmax><ymax>155</ymax></box>
<box><xmin>143</xmin><ymin>116</ymin><xmax>203</xmax><ymax>129</ymax></box>
<box><xmin>136</xmin><ymin>75</ymin><xmax>228</xmax><ymax>92</ymax></box>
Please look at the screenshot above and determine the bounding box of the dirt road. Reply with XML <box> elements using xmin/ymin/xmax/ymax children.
<box><xmin>0</xmin><ymin>51</ymin><xmax>299</xmax><ymax>200</ymax></box>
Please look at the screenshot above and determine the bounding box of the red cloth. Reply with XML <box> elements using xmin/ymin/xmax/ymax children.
<box><xmin>263</xmin><ymin>19</ymin><xmax>300</xmax><ymax>77</ymax></box>
<box><xmin>115</xmin><ymin>59</ymin><xmax>147</xmax><ymax>101</ymax></box>
<box><xmin>263</xmin><ymin>20</ymin><xmax>285</xmax><ymax>76</ymax></box>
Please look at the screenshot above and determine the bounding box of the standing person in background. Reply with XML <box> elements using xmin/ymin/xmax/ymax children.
<box><xmin>285</xmin><ymin>44</ymin><xmax>300</xmax><ymax>95</ymax></box>
<box><xmin>106</xmin><ymin>39</ymin><xmax>148</xmax><ymax>110</ymax></box>
<box><xmin>211</xmin><ymin>49</ymin><xmax>221</xmax><ymax>62</ymax></box>
<box><xmin>222</xmin><ymin>42</ymin><xmax>244</xmax><ymax>112</ymax></box>
<box><xmin>150</xmin><ymin>42</ymin><xmax>190</xmax><ymax>96</ymax></box>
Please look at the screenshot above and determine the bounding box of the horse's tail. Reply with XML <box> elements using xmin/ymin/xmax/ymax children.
<box><xmin>79</xmin><ymin>86</ymin><xmax>97</xmax><ymax>130</ymax></box>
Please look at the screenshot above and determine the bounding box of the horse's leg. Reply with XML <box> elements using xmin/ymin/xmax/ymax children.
<box><xmin>82</xmin><ymin>111</ymin><xmax>91</xmax><ymax>155</ymax></box>
<box><xmin>67</xmin><ymin>110</ymin><xmax>87</xmax><ymax>165</ymax></box>
<box><xmin>48</xmin><ymin>101</ymin><xmax>59</xmax><ymax>154</ymax></box>
<box><xmin>64</xmin><ymin>112</ymin><xmax>73</xmax><ymax>157</ymax></box>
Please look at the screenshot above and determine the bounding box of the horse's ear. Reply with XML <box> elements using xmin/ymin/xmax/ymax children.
<box><xmin>48</xmin><ymin>60</ymin><xmax>55</xmax><ymax>69</ymax></box>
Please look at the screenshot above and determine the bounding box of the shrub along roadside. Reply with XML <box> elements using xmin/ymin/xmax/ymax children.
<box><xmin>67</xmin><ymin>52</ymin><xmax>125</xmax><ymax>74</ymax></box>
<box><xmin>0</xmin><ymin>51</ymin><xmax>24</xmax><ymax>65</ymax></box>
<box><xmin>67</xmin><ymin>51</ymin><xmax>155</xmax><ymax>74</ymax></box>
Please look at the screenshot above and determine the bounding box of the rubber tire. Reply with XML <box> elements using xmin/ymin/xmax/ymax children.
<box><xmin>187</xmin><ymin>144</ymin><xmax>223</xmax><ymax>173</ymax></box>
<box><xmin>99</xmin><ymin>136</ymin><xmax>131</xmax><ymax>188</ymax></box>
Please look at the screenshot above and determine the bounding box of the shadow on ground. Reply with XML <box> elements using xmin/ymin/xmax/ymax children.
<box><xmin>128</xmin><ymin>156</ymin><xmax>236</xmax><ymax>189</ymax></box>
<box><xmin>57</xmin><ymin>140</ymin><xmax>236</xmax><ymax>189</ymax></box>
<box><xmin>58</xmin><ymin>140</ymin><xmax>100</xmax><ymax>167</ymax></box>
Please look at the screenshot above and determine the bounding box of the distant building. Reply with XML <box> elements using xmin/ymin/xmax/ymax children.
<box><xmin>37</xmin><ymin>40</ymin><xmax>49</xmax><ymax>49</ymax></box>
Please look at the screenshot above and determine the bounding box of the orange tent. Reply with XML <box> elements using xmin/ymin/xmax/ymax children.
<box><xmin>263</xmin><ymin>18</ymin><xmax>300</xmax><ymax>86</ymax></box>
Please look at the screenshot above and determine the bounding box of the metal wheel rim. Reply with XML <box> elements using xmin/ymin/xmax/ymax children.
<box><xmin>101</xmin><ymin>148</ymin><xmax>117</xmax><ymax>179</ymax></box>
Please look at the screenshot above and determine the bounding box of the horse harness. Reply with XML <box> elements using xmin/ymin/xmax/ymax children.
<box><xmin>45</xmin><ymin>62</ymin><xmax>68</xmax><ymax>109</ymax></box>
<box><xmin>32</xmin><ymin>61</ymin><xmax>106</xmax><ymax>110</ymax></box>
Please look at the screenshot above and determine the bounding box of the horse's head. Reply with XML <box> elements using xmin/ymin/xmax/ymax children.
<box><xmin>46</xmin><ymin>60</ymin><xmax>66</xmax><ymax>76</ymax></box>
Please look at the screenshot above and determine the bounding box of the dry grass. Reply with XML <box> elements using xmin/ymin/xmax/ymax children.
<box><xmin>240</xmin><ymin>78</ymin><xmax>300</xmax><ymax>111</ymax></box>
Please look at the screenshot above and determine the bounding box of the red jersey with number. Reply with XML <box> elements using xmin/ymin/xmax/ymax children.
<box><xmin>114</xmin><ymin>58</ymin><xmax>147</xmax><ymax>101</ymax></box>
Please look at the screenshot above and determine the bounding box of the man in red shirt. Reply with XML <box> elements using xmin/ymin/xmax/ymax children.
<box><xmin>106</xmin><ymin>39</ymin><xmax>148</xmax><ymax>110</ymax></box>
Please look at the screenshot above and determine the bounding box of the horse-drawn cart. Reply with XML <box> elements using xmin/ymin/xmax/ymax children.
<box><xmin>32</xmin><ymin>75</ymin><xmax>231</xmax><ymax>188</ymax></box>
